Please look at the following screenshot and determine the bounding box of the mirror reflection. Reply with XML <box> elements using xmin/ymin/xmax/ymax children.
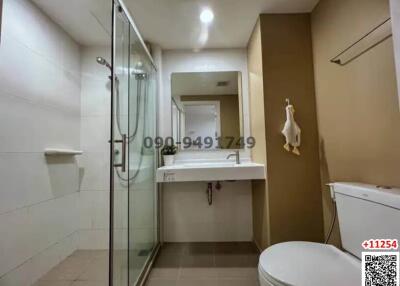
<box><xmin>171</xmin><ymin>71</ymin><xmax>244</xmax><ymax>150</ymax></box>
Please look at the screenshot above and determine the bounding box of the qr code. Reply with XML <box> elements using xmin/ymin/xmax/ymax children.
<box><xmin>363</xmin><ymin>252</ymin><xmax>399</xmax><ymax>286</ymax></box>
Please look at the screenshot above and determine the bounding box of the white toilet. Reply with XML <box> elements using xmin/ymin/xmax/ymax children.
<box><xmin>258</xmin><ymin>182</ymin><xmax>400</xmax><ymax>286</ymax></box>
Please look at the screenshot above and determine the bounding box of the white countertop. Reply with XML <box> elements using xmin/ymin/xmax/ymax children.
<box><xmin>157</xmin><ymin>160</ymin><xmax>265</xmax><ymax>182</ymax></box>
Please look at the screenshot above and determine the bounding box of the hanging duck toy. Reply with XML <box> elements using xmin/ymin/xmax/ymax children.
<box><xmin>281</xmin><ymin>99</ymin><xmax>301</xmax><ymax>156</ymax></box>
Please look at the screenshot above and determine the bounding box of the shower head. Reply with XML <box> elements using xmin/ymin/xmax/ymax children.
<box><xmin>96</xmin><ymin>57</ymin><xmax>112</xmax><ymax>71</ymax></box>
<box><xmin>131</xmin><ymin>62</ymin><xmax>148</xmax><ymax>80</ymax></box>
<box><xmin>132</xmin><ymin>69</ymin><xmax>148</xmax><ymax>80</ymax></box>
<box><xmin>96</xmin><ymin>57</ymin><xmax>118</xmax><ymax>82</ymax></box>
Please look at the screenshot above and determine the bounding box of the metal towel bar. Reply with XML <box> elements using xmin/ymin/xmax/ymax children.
<box><xmin>330</xmin><ymin>17</ymin><xmax>392</xmax><ymax>66</ymax></box>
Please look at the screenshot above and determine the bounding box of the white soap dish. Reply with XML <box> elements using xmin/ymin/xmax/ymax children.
<box><xmin>44</xmin><ymin>148</ymin><xmax>83</xmax><ymax>156</ymax></box>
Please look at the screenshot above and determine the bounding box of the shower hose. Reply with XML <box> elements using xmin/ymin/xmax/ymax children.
<box><xmin>114</xmin><ymin>75</ymin><xmax>148</xmax><ymax>183</ymax></box>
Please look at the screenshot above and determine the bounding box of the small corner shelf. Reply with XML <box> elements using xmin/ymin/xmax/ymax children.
<box><xmin>44</xmin><ymin>148</ymin><xmax>83</xmax><ymax>156</ymax></box>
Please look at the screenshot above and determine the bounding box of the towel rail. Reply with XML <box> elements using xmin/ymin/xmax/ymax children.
<box><xmin>330</xmin><ymin>18</ymin><xmax>392</xmax><ymax>66</ymax></box>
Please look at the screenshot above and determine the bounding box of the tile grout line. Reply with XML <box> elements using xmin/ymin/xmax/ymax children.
<box><xmin>0</xmin><ymin>191</ymin><xmax>79</xmax><ymax>216</ymax></box>
<box><xmin>0</xmin><ymin>230</ymin><xmax>79</xmax><ymax>281</ymax></box>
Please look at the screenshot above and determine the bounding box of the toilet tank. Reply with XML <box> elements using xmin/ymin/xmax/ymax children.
<box><xmin>330</xmin><ymin>182</ymin><xmax>400</xmax><ymax>259</ymax></box>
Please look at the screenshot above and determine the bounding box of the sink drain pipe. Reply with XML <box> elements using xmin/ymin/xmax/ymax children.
<box><xmin>207</xmin><ymin>183</ymin><xmax>213</xmax><ymax>205</ymax></box>
<box><xmin>207</xmin><ymin>182</ymin><xmax>222</xmax><ymax>205</ymax></box>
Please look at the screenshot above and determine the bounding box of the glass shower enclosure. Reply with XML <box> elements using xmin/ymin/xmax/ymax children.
<box><xmin>110</xmin><ymin>1</ymin><xmax>158</xmax><ymax>285</ymax></box>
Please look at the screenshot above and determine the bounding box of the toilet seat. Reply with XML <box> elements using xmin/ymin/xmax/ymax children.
<box><xmin>258</xmin><ymin>241</ymin><xmax>361</xmax><ymax>286</ymax></box>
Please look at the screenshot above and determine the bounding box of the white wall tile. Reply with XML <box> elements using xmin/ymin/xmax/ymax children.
<box><xmin>0</xmin><ymin>93</ymin><xmax>80</xmax><ymax>153</ymax></box>
<box><xmin>0</xmin><ymin>34</ymin><xmax>80</xmax><ymax>113</ymax></box>
<box><xmin>27</xmin><ymin>194</ymin><xmax>79</xmax><ymax>265</ymax></box>
<box><xmin>131</xmin><ymin>189</ymin><xmax>155</xmax><ymax>228</ymax></box>
<box><xmin>0</xmin><ymin>257</ymin><xmax>32</xmax><ymax>286</ymax></box>
<box><xmin>56</xmin><ymin>231</ymin><xmax>79</xmax><ymax>261</ymax></box>
<box><xmin>80</xmin><ymin>116</ymin><xmax>108</xmax><ymax>153</ymax></box>
<box><xmin>79</xmin><ymin>190</ymin><xmax>109</xmax><ymax>230</ymax></box>
<box><xmin>0</xmin><ymin>0</ymin><xmax>81</xmax><ymax>282</ymax></box>
<box><xmin>0</xmin><ymin>231</ymin><xmax>79</xmax><ymax>286</ymax></box>
<box><xmin>81</xmin><ymin>46</ymin><xmax>112</xmax><ymax>81</ymax></box>
<box><xmin>78</xmin><ymin>46</ymin><xmax>111</xmax><ymax>250</ymax></box>
<box><xmin>130</xmin><ymin>227</ymin><xmax>155</xmax><ymax>249</ymax></box>
<box><xmin>114</xmin><ymin>190</ymin><xmax>128</xmax><ymax>230</ymax></box>
<box><xmin>0</xmin><ymin>153</ymin><xmax>79</xmax><ymax>216</ymax></box>
<box><xmin>81</xmin><ymin>78</ymin><xmax>111</xmax><ymax>117</ymax></box>
<box><xmin>78</xmin><ymin>153</ymin><xmax>109</xmax><ymax>192</ymax></box>
<box><xmin>29</xmin><ymin>241</ymin><xmax>63</xmax><ymax>284</ymax></box>
<box><xmin>0</xmin><ymin>208</ymin><xmax>31</xmax><ymax>277</ymax></box>
<box><xmin>2</xmin><ymin>0</ymin><xmax>81</xmax><ymax>74</ymax></box>
<box><xmin>113</xmin><ymin>229</ymin><xmax>128</xmax><ymax>251</ymax></box>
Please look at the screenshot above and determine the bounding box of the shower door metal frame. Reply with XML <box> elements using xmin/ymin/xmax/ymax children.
<box><xmin>114</xmin><ymin>0</ymin><xmax>157</xmax><ymax>69</ymax></box>
<box><xmin>109</xmin><ymin>0</ymin><xmax>160</xmax><ymax>285</ymax></box>
<box><xmin>109</xmin><ymin>2</ymin><xmax>115</xmax><ymax>285</ymax></box>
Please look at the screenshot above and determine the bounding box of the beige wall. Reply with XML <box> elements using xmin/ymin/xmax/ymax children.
<box><xmin>312</xmin><ymin>0</ymin><xmax>400</xmax><ymax>246</ymax></box>
<box><xmin>260</xmin><ymin>14</ymin><xmax>324</xmax><ymax>245</ymax></box>
<box><xmin>390</xmin><ymin>0</ymin><xmax>400</xmax><ymax>108</ymax></box>
<box><xmin>248</xmin><ymin>15</ymin><xmax>324</xmax><ymax>249</ymax></box>
<box><xmin>247</xmin><ymin>20</ymin><xmax>270</xmax><ymax>249</ymax></box>
<box><xmin>181</xmin><ymin>94</ymin><xmax>241</xmax><ymax>149</ymax></box>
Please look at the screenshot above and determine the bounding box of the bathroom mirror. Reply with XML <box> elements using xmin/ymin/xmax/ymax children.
<box><xmin>171</xmin><ymin>71</ymin><xmax>244</xmax><ymax>150</ymax></box>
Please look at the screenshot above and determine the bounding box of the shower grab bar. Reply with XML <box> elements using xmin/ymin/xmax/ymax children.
<box><xmin>113</xmin><ymin>134</ymin><xmax>127</xmax><ymax>172</ymax></box>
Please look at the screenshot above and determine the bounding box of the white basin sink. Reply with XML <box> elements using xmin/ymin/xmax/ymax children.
<box><xmin>182</xmin><ymin>162</ymin><xmax>236</xmax><ymax>168</ymax></box>
<box><xmin>157</xmin><ymin>161</ymin><xmax>265</xmax><ymax>182</ymax></box>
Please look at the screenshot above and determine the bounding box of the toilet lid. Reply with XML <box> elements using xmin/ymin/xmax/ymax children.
<box><xmin>259</xmin><ymin>242</ymin><xmax>361</xmax><ymax>286</ymax></box>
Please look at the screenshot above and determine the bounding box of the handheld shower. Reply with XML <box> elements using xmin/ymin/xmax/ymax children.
<box><xmin>96</xmin><ymin>57</ymin><xmax>112</xmax><ymax>72</ymax></box>
<box><xmin>95</xmin><ymin>56</ymin><xmax>149</xmax><ymax>183</ymax></box>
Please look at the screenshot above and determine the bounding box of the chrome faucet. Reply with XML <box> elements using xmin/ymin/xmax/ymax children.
<box><xmin>226</xmin><ymin>150</ymin><xmax>240</xmax><ymax>164</ymax></box>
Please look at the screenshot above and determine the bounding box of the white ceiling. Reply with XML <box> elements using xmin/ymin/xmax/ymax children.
<box><xmin>125</xmin><ymin>0</ymin><xmax>319</xmax><ymax>49</ymax></box>
<box><xmin>172</xmin><ymin>72</ymin><xmax>239</xmax><ymax>98</ymax></box>
<box><xmin>32</xmin><ymin>0</ymin><xmax>319</xmax><ymax>48</ymax></box>
<box><xmin>32</xmin><ymin>0</ymin><xmax>112</xmax><ymax>46</ymax></box>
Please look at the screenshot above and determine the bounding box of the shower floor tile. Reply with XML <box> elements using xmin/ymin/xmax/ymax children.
<box><xmin>35</xmin><ymin>250</ymin><xmax>108</xmax><ymax>286</ymax></box>
<box><xmin>145</xmin><ymin>242</ymin><xmax>260</xmax><ymax>286</ymax></box>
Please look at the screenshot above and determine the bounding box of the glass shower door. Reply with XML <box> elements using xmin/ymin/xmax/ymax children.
<box><xmin>111</xmin><ymin>5</ymin><xmax>130</xmax><ymax>286</ymax></box>
<box><xmin>128</xmin><ymin>28</ymin><xmax>157</xmax><ymax>284</ymax></box>
<box><xmin>110</xmin><ymin>1</ymin><xmax>158</xmax><ymax>285</ymax></box>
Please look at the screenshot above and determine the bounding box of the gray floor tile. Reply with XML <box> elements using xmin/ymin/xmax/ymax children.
<box><xmin>39</xmin><ymin>250</ymin><xmax>108</xmax><ymax>284</ymax></box>
<box><xmin>179</xmin><ymin>267</ymin><xmax>219</xmax><ymax>279</ymax></box>
<box><xmin>218</xmin><ymin>279</ymin><xmax>260</xmax><ymax>286</ymax></box>
<box><xmin>145</xmin><ymin>279</ymin><xmax>177</xmax><ymax>286</ymax></box>
<box><xmin>146</xmin><ymin>242</ymin><xmax>260</xmax><ymax>286</ymax></box>
<box><xmin>33</xmin><ymin>281</ymin><xmax>73</xmax><ymax>286</ymax></box>
<box><xmin>149</xmin><ymin>267</ymin><xmax>180</xmax><ymax>280</ymax></box>
<box><xmin>40</xmin><ymin>257</ymin><xmax>91</xmax><ymax>281</ymax></box>
<box><xmin>180</xmin><ymin>254</ymin><xmax>215</xmax><ymax>267</ymax></box>
<box><xmin>71</xmin><ymin>281</ymin><xmax>108</xmax><ymax>286</ymax></box>
<box><xmin>185</xmin><ymin>243</ymin><xmax>216</xmax><ymax>256</ymax></box>
<box><xmin>217</xmin><ymin>267</ymin><xmax>259</xmax><ymax>279</ymax></box>
<box><xmin>176</xmin><ymin>279</ymin><xmax>219</xmax><ymax>286</ymax></box>
<box><xmin>215</xmin><ymin>254</ymin><xmax>258</xmax><ymax>267</ymax></box>
<box><xmin>77</xmin><ymin>258</ymin><xmax>108</xmax><ymax>281</ymax></box>
<box><xmin>154</xmin><ymin>251</ymin><xmax>182</xmax><ymax>268</ymax></box>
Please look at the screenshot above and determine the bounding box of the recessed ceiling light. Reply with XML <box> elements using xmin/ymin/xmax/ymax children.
<box><xmin>200</xmin><ymin>9</ymin><xmax>214</xmax><ymax>24</ymax></box>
